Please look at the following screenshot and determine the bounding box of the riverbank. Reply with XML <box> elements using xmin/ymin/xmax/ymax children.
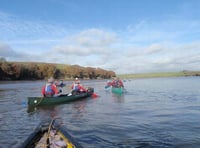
<box><xmin>117</xmin><ymin>71</ymin><xmax>200</xmax><ymax>79</ymax></box>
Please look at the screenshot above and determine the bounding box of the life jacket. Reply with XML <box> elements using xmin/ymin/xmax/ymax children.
<box><xmin>112</xmin><ymin>80</ymin><xmax>121</xmax><ymax>87</ymax></box>
<box><xmin>112</xmin><ymin>80</ymin><xmax>117</xmax><ymax>87</ymax></box>
<box><xmin>45</xmin><ymin>84</ymin><xmax>54</xmax><ymax>94</ymax></box>
<box><xmin>72</xmin><ymin>83</ymin><xmax>79</xmax><ymax>91</ymax></box>
<box><xmin>116</xmin><ymin>80</ymin><xmax>120</xmax><ymax>86</ymax></box>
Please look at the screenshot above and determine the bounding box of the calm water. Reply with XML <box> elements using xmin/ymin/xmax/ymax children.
<box><xmin>0</xmin><ymin>77</ymin><xmax>200</xmax><ymax>147</ymax></box>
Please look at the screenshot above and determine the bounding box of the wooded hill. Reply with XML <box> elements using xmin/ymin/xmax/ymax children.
<box><xmin>0</xmin><ymin>60</ymin><xmax>116</xmax><ymax>80</ymax></box>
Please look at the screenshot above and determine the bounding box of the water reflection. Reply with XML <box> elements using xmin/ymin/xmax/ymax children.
<box><xmin>1</xmin><ymin>78</ymin><xmax>200</xmax><ymax>147</ymax></box>
<box><xmin>111</xmin><ymin>93</ymin><xmax>125</xmax><ymax>103</ymax></box>
<box><xmin>71</xmin><ymin>100</ymin><xmax>87</xmax><ymax>118</ymax></box>
<box><xmin>27</xmin><ymin>105</ymin><xmax>62</xmax><ymax>122</ymax></box>
<box><xmin>27</xmin><ymin>105</ymin><xmax>56</xmax><ymax>113</ymax></box>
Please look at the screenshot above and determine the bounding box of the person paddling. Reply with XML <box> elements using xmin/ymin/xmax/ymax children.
<box><xmin>41</xmin><ymin>77</ymin><xmax>60</xmax><ymax>97</ymax></box>
<box><xmin>107</xmin><ymin>77</ymin><xmax>124</xmax><ymax>88</ymax></box>
<box><xmin>71</xmin><ymin>78</ymin><xmax>87</xmax><ymax>95</ymax></box>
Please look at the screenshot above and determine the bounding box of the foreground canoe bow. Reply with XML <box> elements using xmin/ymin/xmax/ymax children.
<box><xmin>21</xmin><ymin>119</ymin><xmax>83</xmax><ymax>148</ymax></box>
<box><xmin>28</xmin><ymin>87</ymin><xmax>94</xmax><ymax>107</ymax></box>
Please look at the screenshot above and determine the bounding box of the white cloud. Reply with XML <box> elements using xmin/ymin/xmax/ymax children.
<box><xmin>0</xmin><ymin>11</ymin><xmax>68</xmax><ymax>46</ymax></box>
<box><xmin>1</xmin><ymin>11</ymin><xmax>200</xmax><ymax>74</ymax></box>
<box><xmin>52</xmin><ymin>29</ymin><xmax>118</xmax><ymax>56</ymax></box>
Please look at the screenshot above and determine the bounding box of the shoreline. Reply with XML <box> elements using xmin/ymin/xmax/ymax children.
<box><xmin>117</xmin><ymin>71</ymin><xmax>200</xmax><ymax>79</ymax></box>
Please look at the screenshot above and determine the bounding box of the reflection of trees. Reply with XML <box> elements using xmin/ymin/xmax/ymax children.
<box><xmin>0</xmin><ymin>61</ymin><xmax>116</xmax><ymax>80</ymax></box>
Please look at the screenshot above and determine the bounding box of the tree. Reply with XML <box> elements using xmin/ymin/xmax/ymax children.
<box><xmin>0</xmin><ymin>62</ymin><xmax>116</xmax><ymax>80</ymax></box>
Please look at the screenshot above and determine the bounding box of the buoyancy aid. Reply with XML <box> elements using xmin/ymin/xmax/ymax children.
<box><xmin>45</xmin><ymin>84</ymin><xmax>54</xmax><ymax>94</ymax></box>
<box><xmin>72</xmin><ymin>83</ymin><xmax>79</xmax><ymax>90</ymax></box>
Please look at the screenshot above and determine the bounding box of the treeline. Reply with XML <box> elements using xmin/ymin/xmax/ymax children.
<box><xmin>182</xmin><ymin>70</ymin><xmax>200</xmax><ymax>76</ymax></box>
<box><xmin>0</xmin><ymin>59</ymin><xmax>116</xmax><ymax>80</ymax></box>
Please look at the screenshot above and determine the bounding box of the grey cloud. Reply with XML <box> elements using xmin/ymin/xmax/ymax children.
<box><xmin>0</xmin><ymin>43</ymin><xmax>17</xmax><ymax>57</ymax></box>
<box><xmin>0</xmin><ymin>42</ymin><xmax>41</xmax><ymax>61</ymax></box>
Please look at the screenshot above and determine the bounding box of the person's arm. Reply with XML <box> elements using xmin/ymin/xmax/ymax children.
<box><xmin>52</xmin><ymin>84</ymin><xmax>59</xmax><ymax>94</ymax></box>
<box><xmin>107</xmin><ymin>81</ymin><xmax>111</xmax><ymax>86</ymax></box>
<box><xmin>78</xmin><ymin>84</ymin><xmax>87</xmax><ymax>92</ymax></box>
<box><xmin>110</xmin><ymin>81</ymin><xmax>114</xmax><ymax>86</ymax></box>
<box><xmin>41</xmin><ymin>86</ymin><xmax>45</xmax><ymax>96</ymax></box>
<box><xmin>120</xmin><ymin>80</ymin><xmax>124</xmax><ymax>87</ymax></box>
<box><xmin>71</xmin><ymin>83</ymin><xmax>74</xmax><ymax>89</ymax></box>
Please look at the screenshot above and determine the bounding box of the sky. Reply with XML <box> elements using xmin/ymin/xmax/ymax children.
<box><xmin>0</xmin><ymin>0</ymin><xmax>200</xmax><ymax>74</ymax></box>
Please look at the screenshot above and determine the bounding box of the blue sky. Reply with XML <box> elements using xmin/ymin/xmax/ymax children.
<box><xmin>0</xmin><ymin>0</ymin><xmax>200</xmax><ymax>74</ymax></box>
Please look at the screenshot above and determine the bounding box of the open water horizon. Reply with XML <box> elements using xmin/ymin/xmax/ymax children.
<box><xmin>0</xmin><ymin>77</ymin><xmax>200</xmax><ymax>147</ymax></box>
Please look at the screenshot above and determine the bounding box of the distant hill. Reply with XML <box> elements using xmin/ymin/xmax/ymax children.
<box><xmin>117</xmin><ymin>71</ymin><xmax>200</xmax><ymax>79</ymax></box>
<box><xmin>0</xmin><ymin>60</ymin><xmax>116</xmax><ymax>80</ymax></box>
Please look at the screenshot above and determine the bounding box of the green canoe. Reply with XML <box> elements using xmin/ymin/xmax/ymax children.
<box><xmin>28</xmin><ymin>87</ymin><xmax>94</xmax><ymax>107</ymax></box>
<box><xmin>111</xmin><ymin>87</ymin><xmax>124</xmax><ymax>94</ymax></box>
<box><xmin>20</xmin><ymin>118</ymin><xmax>83</xmax><ymax>148</ymax></box>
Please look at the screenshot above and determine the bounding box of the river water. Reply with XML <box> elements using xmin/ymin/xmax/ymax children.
<box><xmin>0</xmin><ymin>77</ymin><xmax>200</xmax><ymax>147</ymax></box>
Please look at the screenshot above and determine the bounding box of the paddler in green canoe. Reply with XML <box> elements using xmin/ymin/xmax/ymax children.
<box><xmin>106</xmin><ymin>77</ymin><xmax>124</xmax><ymax>88</ymax></box>
<box><xmin>71</xmin><ymin>77</ymin><xmax>87</xmax><ymax>95</ymax></box>
<box><xmin>41</xmin><ymin>77</ymin><xmax>60</xmax><ymax>97</ymax></box>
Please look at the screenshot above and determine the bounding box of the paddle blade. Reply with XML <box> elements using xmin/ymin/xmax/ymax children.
<box><xmin>92</xmin><ymin>93</ymin><xmax>99</xmax><ymax>98</ymax></box>
<box><xmin>21</xmin><ymin>100</ymin><xmax>28</xmax><ymax>107</ymax></box>
<box><xmin>105</xmin><ymin>85</ymin><xmax>110</xmax><ymax>89</ymax></box>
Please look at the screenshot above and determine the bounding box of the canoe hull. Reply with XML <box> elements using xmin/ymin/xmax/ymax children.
<box><xmin>28</xmin><ymin>87</ymin><xmax>94</xmax><ymax>107</ymax></box>
<box><xmin>111</xmin><ymin>87</ymin><xmax>124</xmax><ymax>94</ymax></box>
<box><xmin>20</xmin><ymin>119</ymin><xmax>83</xmax><ymax>148</ymax></box>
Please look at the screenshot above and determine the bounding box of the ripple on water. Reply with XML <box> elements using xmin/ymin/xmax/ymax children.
<box><xmin>1</xmin><ymin>78</ymin><xmax>200</xmax><ymax>147</ymax></box>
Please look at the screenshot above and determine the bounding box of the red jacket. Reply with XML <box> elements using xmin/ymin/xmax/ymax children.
<box><xmin>110</xmin><ymin>80</ymin><xmax>124</xmax><ymax>87</ymax></box>
<box><xmin>42</xmin><ymin>83</ymin><xmax>59</xmax><ymax>96</ymax></box>
<box><xmin>71</xmin><ymin>83</ymin><xmax>86</xmax><ymax>92</ymax></box>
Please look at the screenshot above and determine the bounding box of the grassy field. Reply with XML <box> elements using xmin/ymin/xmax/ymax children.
<box><xmin>117</xmin><ymin>71</ymin><xmax>200</xmax><ymax>79</ymax></box>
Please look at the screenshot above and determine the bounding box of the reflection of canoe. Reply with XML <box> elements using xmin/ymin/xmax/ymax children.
<box><xmin>21</xmin><ymin>119</ymin><xmax>83</xmax><ymax>148</ymax></box>
<box><xmin>27</xmin><ymin>105</ymin><xmax>56</xmax><ymax>113</ymax></box>
<box><xmin>28</xmin><ymin>87</ymin><xmax>94</xmax><ymax>107</ymax></box>
<box><xmin>111</xmin><ymin>87</ymin><xmax>124</xmax><ymax>94</ymax></box>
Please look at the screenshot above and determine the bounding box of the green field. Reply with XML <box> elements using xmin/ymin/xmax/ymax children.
<box><xmin>117</xmin><ymin>71</ymin><xmax>200</xmax><ymax>79</ymax></box>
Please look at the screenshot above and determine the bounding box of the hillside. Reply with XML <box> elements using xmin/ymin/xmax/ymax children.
<box><xmin>0</xmin><ymin>61</ymin><xmax>116</xmax><ymax>80</ymax></box>
<box><xmin>117</xmin><ymin>71</ymin><xmax>200</xmax><ymax>79</ymax></box>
